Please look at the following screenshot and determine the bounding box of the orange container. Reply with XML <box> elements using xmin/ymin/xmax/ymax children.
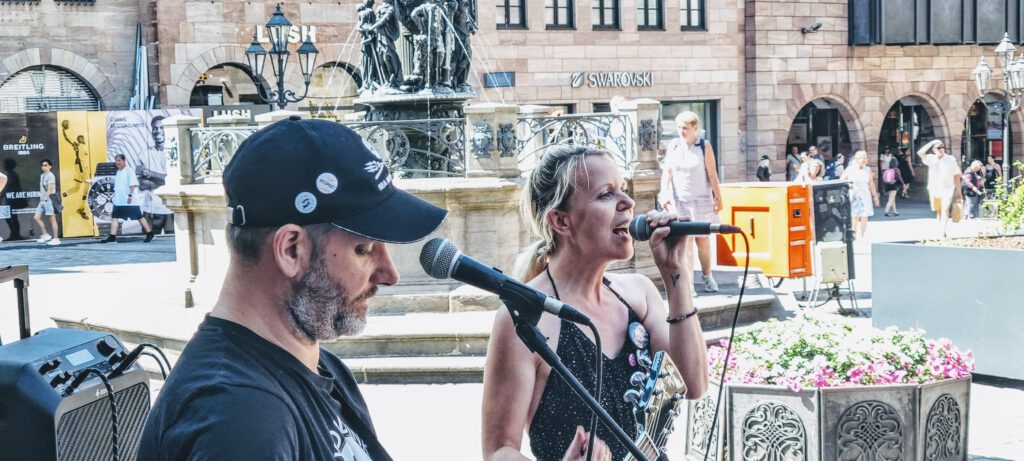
<box><xmin>716</xmin><ymin>182</ymin><xmax>813</xmax><ymax>278</ymax></box>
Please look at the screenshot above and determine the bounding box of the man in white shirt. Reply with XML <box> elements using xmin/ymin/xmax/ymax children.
<box><xmin>916</xmin><ymin>139</ymin><xmax>963</xmax><ymax>237</ymax></box>
<box><xmin>101</xmin><ymin>154</ymin><xmax>153</xmax><ymax>243</ymax></box>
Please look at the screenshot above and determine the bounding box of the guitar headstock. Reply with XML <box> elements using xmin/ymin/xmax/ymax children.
<box><xmin>623</xmin><ymin>351</ymin><xmax>686</xmax><ymax>461</ymax></box>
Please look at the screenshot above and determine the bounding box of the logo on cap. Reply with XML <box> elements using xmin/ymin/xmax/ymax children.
<box><xmin>316</xmin><ymin>172</ymin><xmax>339</xmax><ymax>194</ymax></box>
<box><xmin>295</xmin><ymin>192</ymin><xmax>317</xmax><ymax>214</ymax></box>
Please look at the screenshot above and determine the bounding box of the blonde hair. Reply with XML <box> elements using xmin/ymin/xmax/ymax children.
<box><xmin>512</xmin><ymin>145</ymin><xmax>610</xmax><ymax>282</ymax></box>
<box><xmin>674</xmin><ymin>111</ymin><xmax>700</xmax><ymax>128</ymax></box>
<box><xmin>853</xmin><ymin>150</ymin><xmax>868</xmax><ymax>161</ymax></box>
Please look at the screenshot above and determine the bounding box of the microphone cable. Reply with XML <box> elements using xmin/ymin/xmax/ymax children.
<box><xmin>583</xmin><ymin>319</ymin><xmax>603</xmax><ymax>461</ymax></box>
<box><xmin>65</xmin><ymin>367</ymin><xmax>120</xmax><ymax>461</ymax></box>
<box><xmin>140</xmin><ymin>351</ymin><xmax>167</xmax><ymax>380</ymax></box>
<box><xmin>702</xmin><ymin>230</ymin><xmax>750</xmax><ymax>461</ymax></box>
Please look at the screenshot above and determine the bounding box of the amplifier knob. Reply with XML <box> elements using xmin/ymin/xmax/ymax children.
<box><xmin>49</xmin><ymin>371</ymin><xmax>72</xmax><ymax>387</ymax></box>
<box><xmin>38</xmin><ymin>358</ymin><xmax>62</xmax><ymax>375</ymax></box>
<box><xmin>96</xmin><ymin>339</ymin><xmax>117</xmax><ymax>356</ymax></box>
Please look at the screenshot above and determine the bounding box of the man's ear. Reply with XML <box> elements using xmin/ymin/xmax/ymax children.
<box><xmin>546</xmin><ymin>209</ymin><xmax>573</xmax><ymax>238</ymax></box>
<box><xmin>271</xmin><ymin>224</ymin><xmax>311</xmax><ymax>280</ymax></box>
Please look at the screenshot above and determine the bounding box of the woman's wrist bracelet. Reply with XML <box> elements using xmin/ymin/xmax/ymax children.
<box><xmin>667</xmin><ymin>307</ymin><xmax>699</xmax><ymax>324</ymax></box>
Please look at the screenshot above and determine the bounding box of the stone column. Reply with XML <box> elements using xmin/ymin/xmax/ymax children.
<box><xmin>618</xmin><ymin>98</ymin><xmax>664</xmax><ymax>285</ymax></box>
<box><xmin>162</xmin><ymin>115</ymin><xmax>201</xmax><ymax>185</ymax></box>
<box><xmin>517</xmin><ymin>104</ymin><xmax>552</xmax><ymax>173</ymax></box>
<box><xmin>463</xmin><ymin>103</ymin><xmax>521</xmax><ymax>178</ymax></box>
<box><xmin>255</xmin><ymin>109</ymin><xmax>308</xmax><ymax>127</ymax></box>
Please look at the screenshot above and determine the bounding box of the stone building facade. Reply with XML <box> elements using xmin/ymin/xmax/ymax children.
<box><xmin>2</xmin><ymin>0</ymin><xmax>1020</xmax><ymax>179</ymax></box>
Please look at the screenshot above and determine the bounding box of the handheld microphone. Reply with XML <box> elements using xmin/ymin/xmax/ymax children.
<box><xmin>628</xmin><ymin>216</ymin><xmax>742</xmax><ymax>241</ymax></box>
<box><xmin>419</xmin><ymin>238</ymin><xmax>591</xmax><ymax>324</ymax></box>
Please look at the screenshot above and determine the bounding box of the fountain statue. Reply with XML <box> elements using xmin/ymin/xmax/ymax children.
<box><xmin>355</xmin><ymin>0</ymin><xmax>477</xmax><ymax>120</ymax></box>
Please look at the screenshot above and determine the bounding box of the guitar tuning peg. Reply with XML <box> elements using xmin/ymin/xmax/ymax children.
<box><xmin>623</xmin><ymin>389</ymin><xmax>641</xmax><ymax>405</ymax></box>
<box><xmin>637</xmin><ymin>352</ymin><xmax>652</xmax><ymax>368</ymax></box>
<box><xmin>659</xmin><ymin>370</ymin><xmax>669</xmax><ymax>378</ymax></box>
<box><xmin>671</xmin><ymin>393</ymin><xmax>684</xmax><ymax>402</ymax></box>
<box><xmin>653</xmin><ymin>386</ymin><xmax>664</xmax><ymax>395</ymax></box>
<box><xmin>630</xmin><ymin>371</ymin><xmax>646</xmax><ymax>387</ymax></box>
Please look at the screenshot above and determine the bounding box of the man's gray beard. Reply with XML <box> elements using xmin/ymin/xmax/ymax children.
<box><xmin>285</xmin><ymin>252</ymin><xmax>369</xmax><ymax>343</ymax></box>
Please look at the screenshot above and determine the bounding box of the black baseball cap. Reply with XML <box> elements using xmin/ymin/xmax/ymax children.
<box><xmin>223</xmin><ymin>116</ymin><xmax>447</xmax><ymax>243</ymax></box>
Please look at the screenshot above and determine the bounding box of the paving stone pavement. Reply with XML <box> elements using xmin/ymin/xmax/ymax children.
<box><xmin>0</xmin><ymin>200</ymin><xmax>1020</xmax><ymax>460</ymax></box>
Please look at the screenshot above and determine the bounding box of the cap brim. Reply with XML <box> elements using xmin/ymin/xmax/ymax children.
<box><xmin>331</xmin><ymin>189</ymin><xmax>447</xmax><ymax>244</ymax></box>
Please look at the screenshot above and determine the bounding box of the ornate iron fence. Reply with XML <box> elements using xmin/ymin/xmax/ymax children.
<box><xmin>188</xmin><ymin>127</ymin><xmax>259</xmax><ymax>182</ymax></box>
<box><xmin>187</xmin><ymin>119</ymin><xmax>467</xmax><ymax>182</ymax></box>
<box><xmin>345</xmin><ymin>118</ymin><xmax>466</xmax><ymax>178</ymax></box>
<box><xmin>515</xmin><ymin>113</ymin><xmax>635</xmax><ymax>172</ymax></box>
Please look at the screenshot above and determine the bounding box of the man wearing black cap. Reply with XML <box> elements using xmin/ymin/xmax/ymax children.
<box><xmin>138</xmin><ymin>117</ymin><xmax>447</xmax><ymax>461</ymax></box>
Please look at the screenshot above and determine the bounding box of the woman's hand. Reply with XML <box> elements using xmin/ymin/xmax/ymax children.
<box><xmin>713</xmin><ymin>196</ymin><xmax>722</xmax><ymax>213</ymax></box>
<box><xmin>645</xmin><ymin>210</ymin><xmax>693</xmax><ymax>274</ymax></box>
<box><xmin>561</xmin><ymin>426</ymin><xmax>611</xmax><ymax>461</ymax></box>
<box><xmin>872</xmin><ymin>195</ymin><xmax>880</xmax><ymax>207</ymax></box>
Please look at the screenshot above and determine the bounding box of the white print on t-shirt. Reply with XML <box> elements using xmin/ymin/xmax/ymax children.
<box><xmin>329</xmin><ymin>416</ymin><xmax>372</xmax><ymax>461</ymax></box>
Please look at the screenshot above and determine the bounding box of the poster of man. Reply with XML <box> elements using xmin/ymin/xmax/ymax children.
<box><xmin>56</xmin><ymin>110</ymin><xmax>107</xmax><ymax>237</ymax></box>
<box><xmin>104</xmin><ymin>109</ymin><xmax>194</xmax><ymax>234</ymax></box>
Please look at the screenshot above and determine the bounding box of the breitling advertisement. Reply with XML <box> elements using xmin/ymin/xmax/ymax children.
<box><xmin>56</xmin><ymin>111</ymin><xmax>108</xmax><ymax>238</ymax></box>
<box><xmin>0</xmin><ymin>113</ymin><xmax>60</xmax><ymax>242</ymax></box>
<box><xmin>0</xmin><ymin>109</ymin><xmax>195</xmax><ymax>241</ymax></box>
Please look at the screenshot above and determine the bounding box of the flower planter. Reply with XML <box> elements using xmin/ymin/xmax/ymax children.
<box><xmin>872</xmin><ymin>240</ymin><xmax>1024</xmax><ymax>380</ymax></box>
<box><xmin>685</xmin><ymin>377</ymin><xmax>971</xmax><ymax>461</ymax></box>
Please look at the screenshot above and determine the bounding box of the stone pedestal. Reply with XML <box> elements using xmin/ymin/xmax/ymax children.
<box><xmin>255</xmin><ymin>110</ymin><xmax>307</xmax><ymax>127</ymax></box>
<box><xmin>464</xmin><ymin>103</ymin><xmax>521</xmax><ymax>178</ymax></box>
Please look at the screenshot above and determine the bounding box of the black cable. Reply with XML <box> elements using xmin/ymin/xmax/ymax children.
<box><xmin>583</xmin><ymin>320</ymin><xmax>603</xmax><ymax>461</ymax></box>
<box><xmin>138</xmin><ymin>343</ymin><xmax>173</xmax><ymax>375</ymax></box>
<box><xmin>140</xmin><ymin>351</ymin><xmax>167</xmax><ymax>380</ymax></box>
<box><xmin>67</xmin><ymin>368</ymin><xmax>120</xmax><ymax>461</ymax></box>
<box><xmin>703</xmin><ymin>231</ymin><xmax>751</xmax><ymax>461</ymax></box>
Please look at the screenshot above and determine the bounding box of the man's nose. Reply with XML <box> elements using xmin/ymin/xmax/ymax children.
<box><xmin>372</xmin><ymin>244</ymin><xmax>400</xmax><ymax>287</ymax></box>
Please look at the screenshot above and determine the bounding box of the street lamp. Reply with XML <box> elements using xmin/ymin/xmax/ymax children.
<box><xmin>245</xmin><ymin>4</ymin><xmax>319</xmax><ymax>110</ymax></box>
<box><xmin>972</xmin><ymin>32</ymin><xmax>1022</xmax><ymax>189</ymax></box>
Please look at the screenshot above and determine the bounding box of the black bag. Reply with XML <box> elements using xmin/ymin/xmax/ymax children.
<box><xmin>48</xmin><ymin>193</ymin><xmax>63</xmax><ymax>213</ymax></box>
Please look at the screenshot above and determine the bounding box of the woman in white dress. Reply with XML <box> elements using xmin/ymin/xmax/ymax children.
<box><xmin>658</xmin><ymin>111</ymin><xmax>724</xmax><ymax>292</ymax></box>
<box><xmin>841</xmin><ymin>150</ymin><xmax>880</xmax><ymax>240</ymax></box>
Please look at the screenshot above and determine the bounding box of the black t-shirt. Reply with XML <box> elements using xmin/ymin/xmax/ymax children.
<box><xmin>138</xmin><ymin>316</ymin><xmax>392</xmax><ymax>461</ymax></box>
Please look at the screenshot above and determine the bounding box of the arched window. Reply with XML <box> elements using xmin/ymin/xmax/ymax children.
<box><xmin>0</xmin><ymin>65</ymin><xmax>100</xmax><ymax>113</ymax></box>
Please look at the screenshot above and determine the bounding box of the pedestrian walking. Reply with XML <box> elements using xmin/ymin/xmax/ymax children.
<box><xmin>880</xmin><ymin>149</ymin><xmax>904</xmax><ymax>216</ymax></box>
<box><xmin>786</xmin><ymin>146</ymin><xmax>802</xmax><ymax>181</ymax></box>
<box><xmin>100</xmin><ymin>154</ymin><xmax>154</xmax><ymax>243</ymax></box>
<box><xmin>756</xmin><ymin>155</ymin><xmax>772</xmax><ymax>181</ymax></box>
<box><xmin>916</xmin><ymin>139</ymin><xmax>963</xmax><ymax>237</ymax></box>
<box><xmin>896</xmin><ymin>147</ymin><xmax>916</xmax><ymax>198</ymax></box>
<box><xmin>824</xmin><ymin>153</ymin><xmax>845</xmax><ymax>180</ymax></box>
<box><xmin>984</xmin><ymin>155</ymin><xmax>1002</xmax><ymax>195</ymax></box>
<box><xmin>33</xmin><ymin>159</ymin><xmax>61</xmax><ymax>246</ymax></box>
<box><xmin>962</xmin><ymin>160</ymin><xmax>985</xmax><ymax>219</ymax></box>
<box><xmin>658</xmin><ymin>111</ymin><xmax>724</xmax><ymax>292</ymax></box>
<box><xmin>138</xmin><ymin>117</ymin><xmax>447</xmax><ymax>460</ymax></box>
<box><xmin>798</xmin><ymin>158</ymin><xmax>825</xmax><ymax>183</ymax></box>
<box><xmin>841</xmin><ymin>150</ymin><xmax>879</xmax><ymax>241</ymax></box>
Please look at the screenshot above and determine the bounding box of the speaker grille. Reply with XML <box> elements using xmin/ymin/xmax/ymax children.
<box><xmin>56</xmin><ymin>383</ymin><xmax>151</xmax><ymax>461</ymax></box>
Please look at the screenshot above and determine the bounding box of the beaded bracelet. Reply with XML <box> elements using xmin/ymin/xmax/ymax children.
<box><xmin>666</xmin><ymin>307</ymin><xmax>699</xmax><ymax>324</ymax></box>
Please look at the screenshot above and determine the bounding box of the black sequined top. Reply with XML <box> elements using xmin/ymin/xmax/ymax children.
<box><xmin>527</xmin><ymin>279</ymin><xmax>647</xmax><ymax>461</ymax></box>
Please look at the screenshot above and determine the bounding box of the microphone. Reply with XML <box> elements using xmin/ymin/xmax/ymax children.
<box><xmin>628</xmin><ymin>216</ymin><xmax>742</xmax><ymax>242</ymax></box>
<box><xmin>419</xmin><ymin>238</ymin><xmax>591</xmax><ymax>324</ymax></box>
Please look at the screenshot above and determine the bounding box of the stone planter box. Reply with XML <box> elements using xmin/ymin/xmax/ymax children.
<box><xmin>684</xmin><ymin>377</ymin><xmax>970</xmax><ymax>460</ymax></box>
<box><xmin>872</xmin><ymin>240</ymin><xmax>1024</xmax><ymax>380</ymax></box>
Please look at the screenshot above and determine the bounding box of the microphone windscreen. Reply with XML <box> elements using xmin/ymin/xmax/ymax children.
<box><xmin>629</xmin><ymin>216</ymin><xmax>653</xmax><ymax>241</ymax></box>
<box><xmin>420</xmin><ymin>237</ymin><xmax>458</xmax><ymax>279</ymax></box>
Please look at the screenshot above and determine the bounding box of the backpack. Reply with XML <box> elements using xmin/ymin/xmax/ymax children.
<box><xmin>882</xmin><ymin>167</ymin><xmax>897</xmax><ymax>185</ymax></box>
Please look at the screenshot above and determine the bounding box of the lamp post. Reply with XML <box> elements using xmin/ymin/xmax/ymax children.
<box><xmin>972</xmin><ymin>32</ymin><xmax>1023</xmax><ymax>190</ymax></box>
<box><xmin>245</xmin><ymin>4</ymin><xmax>319</xmax><ymax>110</ymax></box>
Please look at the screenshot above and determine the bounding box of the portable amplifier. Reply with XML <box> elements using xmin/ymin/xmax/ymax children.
<box><xmin>0</xmin><ymin>328</ymin><xmax>151</xmax><ymax>461</ymax></box>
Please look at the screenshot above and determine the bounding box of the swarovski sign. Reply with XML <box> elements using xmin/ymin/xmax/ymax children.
<box><xmin>570</xmin><ymin>72</ymin><xmax>654</xmax><ymax>88</ymax></box>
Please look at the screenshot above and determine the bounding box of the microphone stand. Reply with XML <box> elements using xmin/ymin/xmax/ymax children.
<box><xmin>502</xmin><ymin>294</ymin><xmax>651</xmax><ymax>461</ymax></box>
